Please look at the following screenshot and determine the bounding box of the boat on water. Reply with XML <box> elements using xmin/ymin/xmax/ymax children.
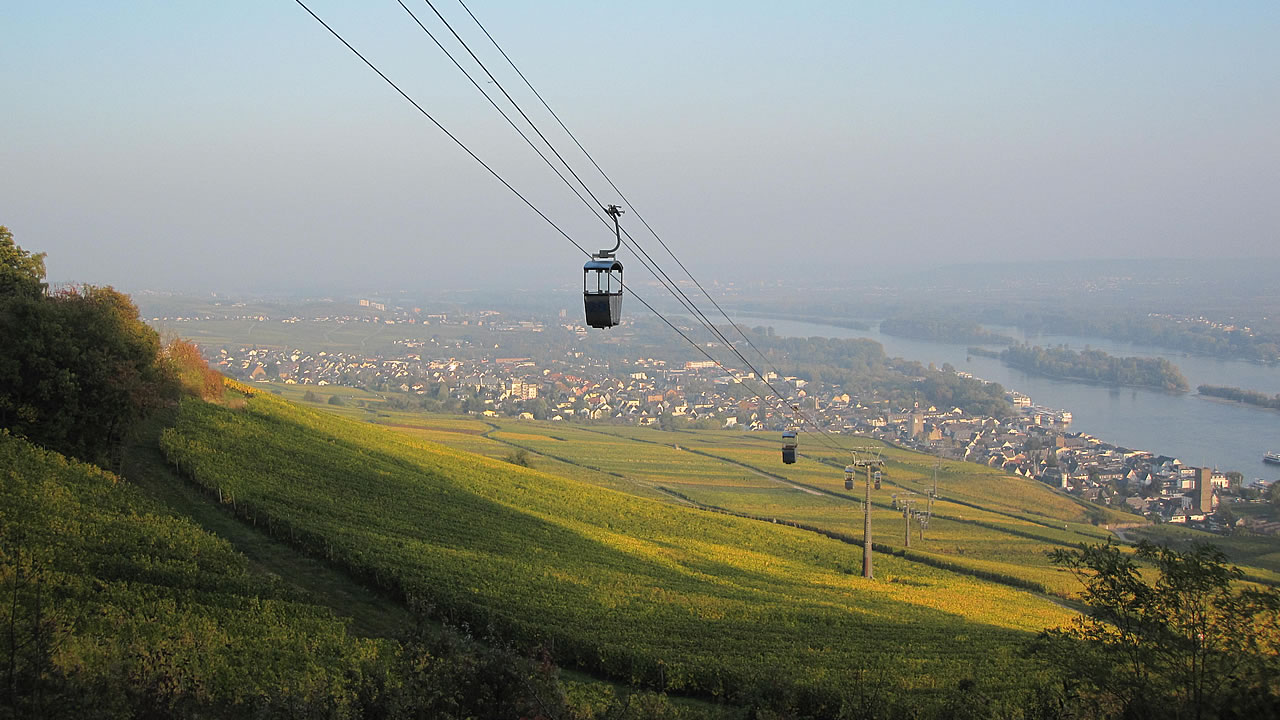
<box><xmin>1265</xmin><ymin>451</ymin><xmax>1280</xmax><ymax>465</ymax></box>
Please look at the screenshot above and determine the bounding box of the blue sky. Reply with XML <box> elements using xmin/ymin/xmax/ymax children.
<box><xmin>2</xmin><ymin>1</ymin><xmax>1277</xmax><ymax>292</ymax></box>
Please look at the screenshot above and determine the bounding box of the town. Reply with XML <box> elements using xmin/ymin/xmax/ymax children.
<box><xmin>155</xmin><ymin>301</ymin><xmax>1276</xmax><ymax>538</ymax></box>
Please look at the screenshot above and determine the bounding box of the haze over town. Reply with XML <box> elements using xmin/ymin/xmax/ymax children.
<box><xmin>3</xmin><ymin>1</ymin><xmax>1278</xmax><ymax>294</ymax></box>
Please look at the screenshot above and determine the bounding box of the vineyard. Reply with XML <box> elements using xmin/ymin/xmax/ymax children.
<box><xmin>159</xmin><ymin>388</ymin><xmax>1077</xmax><ymax>706</ymax></box>
<box><xmin>0</xmin><ymin>432</ymin><xmax>382</xmax><ymax>716</ymax></box>
<box><xmin>395</xmin><ymin>415</ymin><xmax>1125</xmax><ymax>596</ymax></box>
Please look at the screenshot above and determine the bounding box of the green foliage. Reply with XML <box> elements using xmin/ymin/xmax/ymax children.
<box><xmin>0</xmin><ymin>226</ymin><xmax>46</xmax><ymax>299</ymax></box>
<box><xmin>1038</xmin><ymin>540</ymin><xmax>1280</xmax><ymax>718</ymax></box>
<box><xmin>1198</xmin><ymin>383</ymin><xmax>1280</xmax><ymax>410</ymax></box>
<box><xmin>880</xmin><ymin>316</ymin><xmax>1015</xmax><ymax>345</ymax></box>
<box><xmin>327</xmin><ymin>394</ymin><xmax>346</xmax><ymax>406</ymax></box>
<box><xmin>0</xmin><ymin>431</ymin><xmax>384</xmax><ymax>717</ymax></box>
<box><xmin>0</xmin><ymin>284</ymin><xmax>178</xmax><ymax>465</ymax></box>
<box><xmin>1001</xmin><ymin>344</ymin><xmax>1189</xmax><ymax>391</ymax></box>
<box><xmin>0</xmin><ymin>431</ymin><xmax>648</xmax><ymax>720</ymax></box>
<box><xmin>504</xmin><ymin>448</ymin><xmax>533</xmax><ymax>467</ymax></box>
<box><xmin>979</xmin><ymin>307</ymin><xmax>1280</xmax><ymax>364</ymax></box>
<box><xmin>0</xmin><ymin>229</ymin><xmax>188</xmax><ymax>466</ymax></box>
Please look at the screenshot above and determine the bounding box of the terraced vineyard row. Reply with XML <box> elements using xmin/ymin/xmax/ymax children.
<box><xmin>0</xmin><ymin>432</ymin><xmax>382</xmax><ymax>716</ymax></box>
<box><xmin>463</xmin><ymin>420</ymin><xmax>1116</xmax><ymax>595</ymax></box>
<box><xmin>160</xmin><ymin>390</ymin><xmax>1073</xmax><ymax>704</ymax></box>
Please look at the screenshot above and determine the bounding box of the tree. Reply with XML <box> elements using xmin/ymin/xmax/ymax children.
<box><xmin>1</xmin><ymin>229</ymin><xmax>181</xmax><ymax>466</ymax></box>
<box><xmin>0</xmin><ymin>226</ymin><xmax>46</xmax><ymax>299</ymax></box>
<box><xmin>1037</xmin><ymin>540</ymin><xmax>1280</xmax><ymax>719</ymax></box>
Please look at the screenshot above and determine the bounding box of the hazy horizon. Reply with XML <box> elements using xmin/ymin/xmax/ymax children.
<box><xmin>4</xmin><ymin>2</ymin><xmax>1278</xmax><ymax>293</ymax></box>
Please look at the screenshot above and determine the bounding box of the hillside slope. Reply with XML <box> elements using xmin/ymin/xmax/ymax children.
<box><xmin>0</xmin><ymin>432</ymin><xmax>380</xmax><ymax>716</ymax></box>
<box><xmin>160</xmin><ymin>387</ymin><xmax>1073</xmax><ymax>707</ymax></box>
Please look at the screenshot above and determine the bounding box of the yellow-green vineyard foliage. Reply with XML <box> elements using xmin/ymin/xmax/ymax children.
<box><xmin>160</xmin><ymin>390</ymin><xmax>1075</xmax><ymax>702</ymax></box>
<box><xmin>0</xmin><ymin>432</ymin><xmax>382</xmax><ymax>717</ymax></box>
<box><xmin>439</xmin><ymin>420</ymin><xmax>1122</xmax><ymax>596</ymax></box>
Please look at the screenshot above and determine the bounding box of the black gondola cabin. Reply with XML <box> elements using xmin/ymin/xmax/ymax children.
<box><xmin>781</xmin><ymin>429</ymin><xmax>797</xmax><ymax>464</ymax></box>
<box><xmin>583</xmin><ymin>256</ymin><xmax>623</xmax><ymax>328</ymax></box>
<box><xmin>844</xmin><ymin>464</ymin><xmax>855</xmax><ymax>491</ymax></box>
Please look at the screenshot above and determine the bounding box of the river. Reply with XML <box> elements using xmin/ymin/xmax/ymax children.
<box><xmin>737</xmin><ymin>316</ymin><xmax>1280</xmax><ymax>484</ymax></box>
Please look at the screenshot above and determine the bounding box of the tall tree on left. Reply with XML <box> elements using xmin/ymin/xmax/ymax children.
<box><xmin>0</xmin><ymin>226</ymin><xmax>176</xmax><ymax>467</ymax></box>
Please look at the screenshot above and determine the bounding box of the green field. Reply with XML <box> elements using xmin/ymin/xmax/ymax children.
<box><xmin>159</xmin><ymin>385</ymin><xmax>1077</xmax><ymax>707</ymax></box>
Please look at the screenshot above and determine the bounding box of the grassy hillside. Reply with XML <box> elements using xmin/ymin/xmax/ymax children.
<box><xmin>357</xmin><ymin>409</ymin><xmax>1126</xmax><ymax>597</ymax></box>
<box><xmin>160</xmin><ymin>386</ymin><xmax>1075</xmax><ymax>709</ymax></box>
<box><xmin>0</xmin><ymin>431</ymin><xmax>380</xmax><ymax>717</ymax></box>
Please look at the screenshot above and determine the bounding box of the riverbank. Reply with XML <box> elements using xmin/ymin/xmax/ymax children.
<box><xmin>735</xmin><ymin>315</ymin><xmax>1280</xmax><ymax>484</ymax></box>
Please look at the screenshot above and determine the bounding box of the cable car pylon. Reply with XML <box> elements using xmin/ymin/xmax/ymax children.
<box><xmin>844</xmin><ymin>448</ymin><xmax>885</xmax><ymax>579</ymax></box>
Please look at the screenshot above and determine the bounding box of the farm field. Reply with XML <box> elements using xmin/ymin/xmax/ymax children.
<box><xmin>160</xmin><ymin>387</ymin><xmax>1076</xmax><ymax>706</ymax></box>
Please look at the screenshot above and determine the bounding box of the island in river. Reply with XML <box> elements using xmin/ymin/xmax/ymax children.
<box><xmin>997</xmin><ymin>345</ymin><xmax>1189</xmax><ymax>392</ymax></box>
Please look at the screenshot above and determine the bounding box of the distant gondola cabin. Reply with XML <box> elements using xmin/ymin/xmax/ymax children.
<box><xmin>844</xmin><ymin>464</ymin><xmax>855</xmax><ymax>491</ymax></box>
<box><xmin>781</xmin><ymin>430</ymin><xmax>797</xmax><ymax>464</ymax></box>
<box><xmin>583</xmin><ymin>257</ymin><xmax>623</xmax><ymax>328</ymax></box>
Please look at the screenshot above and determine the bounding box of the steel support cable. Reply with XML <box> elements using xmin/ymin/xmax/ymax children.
<box><xmin>454</xmin><ymin>0</ymin><xmax>854</xmax><ymax>460</ymax></box>
<box><xmin>393</xmin><ymin>0</ymin><xmax>607</xmax><ymax>246</ymax></box>
<box><xmin>455</xmin><ymin>0</ymin><xmax>796</xmax><ymax>392</ymax></box>
<box><xmin>418</xmin><ymin>0</ymin><xmax>609</xmax><ymax>214</ymax></box>
<box><xmin>292</xmin><ymin>0</ymin><xmax>595</xmax><ymax>261</ymax></box>
<box><xmin>291</xmin><ymin>0</ymin><xmax>782</xmax><ymax>429</ymax></box>
<box><xmin>404</xmin><ymin>0</ymin><xmax>763</xmax><ymax>371</ymax></box>
<box><xmin>616</xmin><ymin>233</ymin><xmax>846</xmax><ymax>456</ymax></box>
<box><xmin>414</xmin><ymin>0</ymin><xmax>790</xmax><ymax>393</ymax></box>
<box><xmin>410</xmin><ymin>0</ymin><xmax>847</xmax><ymax>460</ymax></box>
<box><xmin>297</xmin><ymin>0</ymin><xmax>850</xmax><ymax>461</ymax></box>
<box><xmin>396</xmin><ymin>0</ymin><xmax>724</xmax><ymax>342</ymax></box>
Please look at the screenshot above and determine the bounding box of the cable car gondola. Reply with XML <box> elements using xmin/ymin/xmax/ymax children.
<box><xmin>781</xmin><ymin>429</ymin><xmax>797</xmax><ymax>464</ymax></box>
<box><xmin>584</xmin><ymin>204</ymin><xmax>625</xmax><ymax>328</ymax></box>
<box><xmin>844</xmin><ymin>465</ymin><xmax>855</xmax><ymax>491</ymax></box>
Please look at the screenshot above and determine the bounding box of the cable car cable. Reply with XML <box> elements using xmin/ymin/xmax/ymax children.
<box><xmin>455</xmin><ymin>0</ymin><xmax>803</xmax><ymax>405</ymax></box>
<box><xmin>416</xmin><ymin>0</ymin><xmax>610</xmax><ymax>215</ymax></box>
<box><xmin>292</xmin><ymin>0</ymin><xmax>758</xmax><ymax>388</ymax></box>
<box><xmin>292</xmin><ymin>0</ymin><xmax>596</xmax><ymax>262</ymax></box>
<box><xmin>397</xmin><ymin>0</ymin><xmax>723</xmax><ymax>336</ymax></box>
<box><xmin>298</xmin><ymin>0</ymin><xmax>853</xmax><ymax>461</ymax></box>
<box><xmin>452</xmin><ymin>0</ymin><xmax>856</xmax><ymax>460</ymax></box>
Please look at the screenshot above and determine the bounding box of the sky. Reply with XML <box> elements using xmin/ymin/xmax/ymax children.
<box><xmin>2</xmin><ymin>1</ymin><xmax>1278</xmax><ymax>294</ymax></box>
